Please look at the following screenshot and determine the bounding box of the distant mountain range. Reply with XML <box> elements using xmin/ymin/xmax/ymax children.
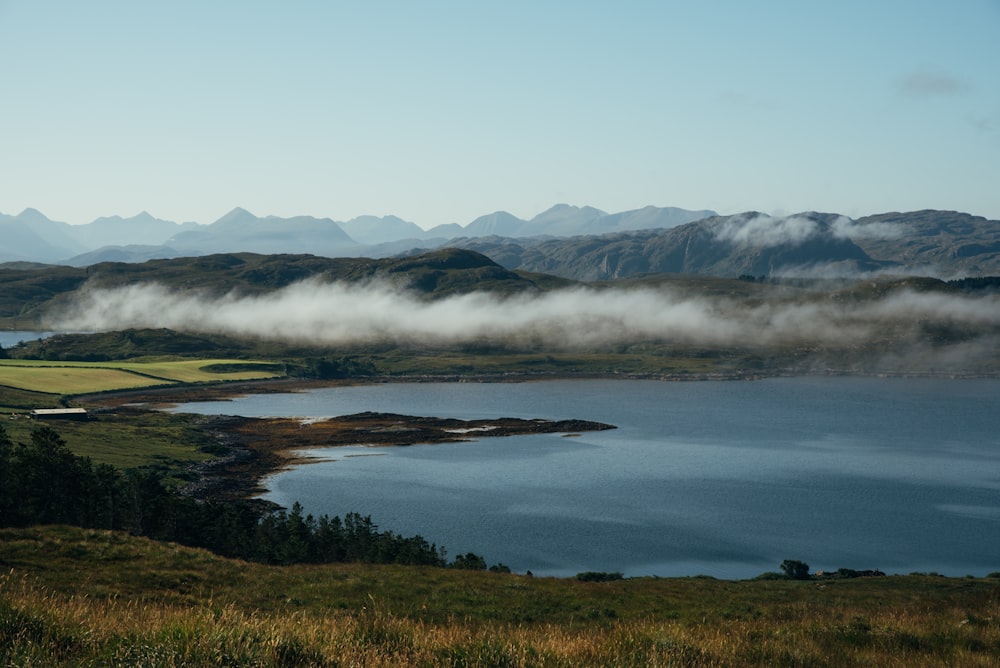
<box><xmin>449</xmin><ymin>210</ymin><xmax>1000</xmax><ymax>280</ymax></box>
<box><xmin>1</xmin><ymin>205</ymin><xmax>998</xmax><ymax>279</ymax></box>
<box><xmin>0</xmin><ymin>204</ymin><xmax>715</xmax><ymax>266</ymax></box>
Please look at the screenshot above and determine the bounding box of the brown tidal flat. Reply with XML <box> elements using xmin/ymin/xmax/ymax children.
<box><xmin>189</xmin><ymin>411</ymin><xmax>615</xmax><ymax>502</ymax></box>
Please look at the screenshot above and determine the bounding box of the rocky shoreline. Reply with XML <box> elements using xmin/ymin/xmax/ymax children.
<box><xmin>178</xmin><ymin>409</ymin><xmax>616</xmax><ymax>503</ymax></box>
<box><xmin>79</xmin><ymin>376</ymin><xmax>621</xmax><ymax>503</ymax></box>
<box><xmin>82</xmin><ymin>369</ymin><xmax>988</xmax><ymax>506</ymax></box>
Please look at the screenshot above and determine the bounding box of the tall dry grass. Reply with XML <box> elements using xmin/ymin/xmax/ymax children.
<box><xmin>4</xmin><ymin>568</ymin><xmax>1000</xmax><ymax>667</ymax></box>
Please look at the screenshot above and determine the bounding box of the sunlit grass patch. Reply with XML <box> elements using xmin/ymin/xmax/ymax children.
<box><xmin>113</xmin><ymin>358</ymin><xmax>284</xmax><ymax>383</ymax></box>
<box><xmin>0</xmin><ymin>364</ymin><xmax>174</xmax><ymax>393</ymax></box>
<box><xmin>0</xmin><ymin>358</ymin><xmax>283</xmax><ymax>394</ymax></box>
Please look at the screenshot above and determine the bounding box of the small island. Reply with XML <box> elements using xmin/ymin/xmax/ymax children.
<box><xmin>188</xmin><ymin>411</ymin><xmax>616</xmax><ymax>500</ymax></box>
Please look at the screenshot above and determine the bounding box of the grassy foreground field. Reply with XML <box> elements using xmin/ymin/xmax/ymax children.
<box><xmin>2</xmin><ymin>526</ymin><xmax>999</xmax><ymax>666</ymax></box>
<box><xmin>0</xmin><ymin>357</ymin><xmax>284</xmax><ymax>394</ymax></box>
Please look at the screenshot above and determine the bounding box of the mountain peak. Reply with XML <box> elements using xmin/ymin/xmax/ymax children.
<box><xmin>214</xmin><ymin>207</ymin><xmax>258</xmax><ymax>226</ymax></box>
<box><xmin>465</xmin><ymin>211</ymin><xmax>525</xmax><ymax>237</ymax></box>
<box><xmin>339</xmin><ymin>214</ymin><xmax>425</xmax><ymax>245</ymax></box>
<box><xmin>530</xmin><ymin>204</ymin><xmax>606</xmax><ymax>224</ymax></box>
<box><xmin>17</xmin><ymin>207</ymin><xmax>51</xmax><ymax>223</ymax></box>
<box><xmin>535</xmin><ymin>203</ymin><xmax>587</xmax><ymax>214</ymax></box>
<box><xmin>525</xmin><ymin>204</ymin><xmax>607</xmax><ymax>234</ymax></box>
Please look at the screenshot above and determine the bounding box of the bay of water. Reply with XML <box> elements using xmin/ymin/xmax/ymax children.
<box><xmin>170</xmin><ymin>377</ymin><xmax>1000</xmax><ymax>579</ymax></box>
<box><xmin>0</xmin><ymin>331</ymin><xmax>54</xmax><ymax>348</ymax></box>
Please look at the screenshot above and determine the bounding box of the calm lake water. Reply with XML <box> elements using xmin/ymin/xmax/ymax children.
<box><xmin>170</xmin><ymin>377</ymin><xmax>1000</xmax><ymax>579</ymax></box>
<box><xmin>0</xmin><ymin>331</ymin><xmax>55</xmax><ymax>348</ymax></box>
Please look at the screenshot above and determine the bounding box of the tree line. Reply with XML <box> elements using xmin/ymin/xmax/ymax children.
<box><xmin>0</xmin><ymin>423</ymin><xmax>498</xmax><ymax>570</ymax></box>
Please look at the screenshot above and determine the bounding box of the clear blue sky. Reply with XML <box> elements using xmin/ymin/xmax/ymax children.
<box><xmin>2</xmin><ymin>1</ymin><xmax>998</xmax><ymax>227</ymax></box>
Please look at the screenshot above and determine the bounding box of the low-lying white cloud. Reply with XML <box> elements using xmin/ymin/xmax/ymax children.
<box><xmin>713</xmin><ymin>213</ymin><xmax>909</xmax><ymax>248</ymax></box>
<box><xmin>830</xmin><ymin>217</ymin><xmax>909</xmax><ymax>241</ymax></box>
<box><xmin>713</xmin><ymin>214</ymin><xmax>819</xmax><ymax>247</ymax></box>
<box><xmin>48</xmin><ymin>279</ymin><xmax>1000</xmax><ymax>351</ymax></box>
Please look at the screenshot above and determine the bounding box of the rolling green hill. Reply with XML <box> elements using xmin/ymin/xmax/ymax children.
<box><xmin>2</xmin><ymin>249</ymin><xmax>998</xmax><ymax>379</ymax></box>
<box><xmin>0</xmin><ymin>248</ymin><xmax>552</xmax><ymax>326</ymax></box>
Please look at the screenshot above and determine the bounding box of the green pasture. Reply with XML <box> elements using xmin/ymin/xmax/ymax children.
<box><xmin>0</xmin><ymin>358</ymin><xmax>283</xmax><ymax>394</ymax></box>
<box><xmin>113</xmin><ymin>358</ymin><xmax>284</xmax><ymax>383</ymax></box>
<box><xmin>0</xmin><ymin>365</ymin><xmax>171</xmax><ymax>394</ymax></box>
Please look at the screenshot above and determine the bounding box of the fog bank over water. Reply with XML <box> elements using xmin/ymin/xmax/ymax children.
<box><xmin>49</xmin><ymin>280</ymin><xmax>1000</xmax><ymax>355</ymax></box>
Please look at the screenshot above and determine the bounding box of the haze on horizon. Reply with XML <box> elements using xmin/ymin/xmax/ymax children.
<box><xmin>1</xmin><ymin>2</ymin><xmax>998</xmax><ymax>228</ymax></box>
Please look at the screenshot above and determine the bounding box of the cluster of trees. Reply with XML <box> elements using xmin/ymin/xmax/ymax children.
<box><xmin>755</xmin><ymin>560</ymin><xmax>887</xmax><ymax>581</ymax></box>
<box><xmin>754</xmin><ymin>560</ymin><xmax>812</xmax><ymax>581</ymax></box>
<box><xmin>575</xmin><ymin>571</ymin><xmax>624</xmax><ymax>582</ymax></box>
<box><xmin>288</xmin><ymin>355</ymin><xmax>377</xmax><ymax>379</ymax></box>
<box><xmin>780</xmin><ymin>559</ymin><xmax>810</xmax><ymax>580</ymax></box>
<box><xmin>948</xmin><ymin>276</ymin><xmax>1000</xmax><ymax>292</ymax></box>
<box><xmin>0</xmin><ymin>423</ymin><xmax>490</xmax><ymax>569</ymax></box>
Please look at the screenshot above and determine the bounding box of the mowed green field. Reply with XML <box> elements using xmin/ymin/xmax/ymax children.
<box><xmin>0</xmin><ymin>358</ymin><xmax>284</xmax><ymax>394</ymax></box>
